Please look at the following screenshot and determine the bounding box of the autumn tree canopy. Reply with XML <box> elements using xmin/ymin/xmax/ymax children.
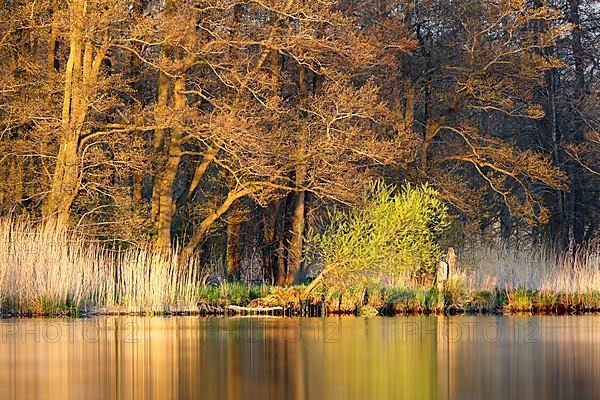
<box><xmin>1</xmin><ymin>0</ymin><xmax>598</xmax><ymax>283</ymax></box>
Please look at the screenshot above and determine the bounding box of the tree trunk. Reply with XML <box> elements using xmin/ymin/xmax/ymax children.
<box><xmin>286</xmin><ymin>190</ymin><xmax>305</xmax><ymax>285</ymax></box>
<box><xmin>132</xmin><ymin>171</ymin><xmax>143</xmax><ymax>209</ymax></box>
<box><xmin>276</xmin><ymin>236</ymin><xmax>287</xmax><ymax>286</ymax></box>
<box><xmin>417</xmin><ymin>118</ymin><xmax>443</xmax><ymax>177</ymax></box>
<box><xmin>175</xmin><ymin>144</ymin><xmax>219</xmax><ymax>208</ymax></box>
<box><xmin>274</xmin><ymin>196</ymin><xmax>289</xmax><ymax>286</ymax></box>
<box><xmin>178</xmin><ymin>186</ymin><xmax>257</xmax><ymax>266</ymax></box>
<box><xmin>43</xmin><ymin>0</ymin><xmax>107</xmax><ymax>225</ymax></box>
<box><xmin>400</xmin><ymin>85</ymin><xmax>415</xmax><ymax>134</ymax></box>
<box><xmin>47</xmin><ymin>0</ymin><xmax>59</xmax><ymax>72</ymax></box>
<box><xmin>156</xmin><ymin>76</ymin><xmax>185</xmax><ymax>249</ymax></box>
<box><xmin>13</xmin><ymin>157</ymin><xmax>24</xmax><ymax>209</ymax></box>
<box><xmin>262</xmin><ymin>48</ymin><xmax>282</xmax><ymax>284</ymax></box>
<box><xmin>285</xmin><ymin>66</ymin><xmax>309</xmax><ymax>285</ymax></box>
<box><xmin>569</xmin><ymin>0</ymin><xmax>585</xmax><ymax>108</ymax></box>
<box><xmin>129</xmin><ymin>2</ymin><xmax>146</xmax><ymax>214</ymax></box>
<box><xmin>226</xmin><ymin>205</ymin><xmax>242</xmax><ymax>280</ymax></box>
<box><xmin>44</xmin><ymin>131</ymin><xmax>80</xmax><ymax>225</ymax></box>
<box><xmin>545</xmin><ymin>67</ymin><xmax>567</xmax><ymax>246</ymax></box>
<box><xmin>500</xmin><ymin>205</ymin><xmax>512</xmax><ymax>242</ymax></box>
<box><xmin>150</xmin><ymin>70</ymin><xmax>170</xmax><ymax>223</ymax></box>
<box><xmin>43</xmin><ymin>2</ymin><xmax>84</xmax><ymax>224</ymax></box>
<box><xmin>568</xmin><ymin>0</ymin><xmax>586</xmax><ymax>245</ymax></box>
<box><xmin>262</xmin><ymin>199</ymin><xmax>280</xmax><ymax>283</ymax></box>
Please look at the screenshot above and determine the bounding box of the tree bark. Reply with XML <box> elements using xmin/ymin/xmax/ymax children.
<box><xmin>47</xmin><ymin>0</ymin><xmax>59</xmax><ymax>73</ymax></box>
<box><xmin>262</xmin><ymin>199</ymin><xmax>280</xmax><ymax>283</ymax></box>
<box><xmin>262</xmin><ymin>48</ymin><xmax>282</xmax><ymax>284</ymax></box>
<box><xmin>132</xmin><ymin>171</ymin><xmax>143</xmax><ymax>209</ymax></box>
<box><xmin>286</xmin><ymin>190</ymin><xmax>305</xmax><ymax>285</ymax></box>
<box><xmin>417</xmin><ymin>118</ymin><xmax>443</xmax><ymax>176</ymax></box>
<box><xmin>568</xmin><ymin>0</ymin><xmax>586</xmax><ymax>245</ymax></box>
<box><xmin>226</xmin><ymin>204</ymin><xmax>242</xmax><ymax>280</ymax></box>
<box><xmin>274</xmin><ymin>196</ymin><xmax>289</xmax><ymax>286</ymax></box>
<box><xmin>43</xmin><ymin>0</ymin><xmax>108</xmax><ymax>225</ymax></box>
<box><xmin>176</xmin><ymin>144</ymin><xmax>219</xmax><ymax>208</ymax></box>
<box><xmin>286</xmin><ymin>65</ymin><xmax>308</xmax><ymax>285</ymax></box>
<box><xmin>150</xmin><ymin>70</ymin><xmax>170</xmax><ymax>223</ymax></box>
<box><xmin>156</xmin><ymin>76</ymin><xmax>185</xmax><ymax>248</ymax></box>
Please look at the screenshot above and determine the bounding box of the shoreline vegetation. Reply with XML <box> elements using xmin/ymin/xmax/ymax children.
<box><xmin>1</xmin><ymin>1</ymin><xmax>598</xmax><ymax>320</ymax></box>
<box><xmin>1</xmin><ymin>218</ymin><xmax>598</xmax><ymax>318</ymax></box>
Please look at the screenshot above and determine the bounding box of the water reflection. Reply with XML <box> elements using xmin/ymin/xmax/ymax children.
<box><xmin>0</xmin><ymin>316</ymin><xmax>599</xmax><ymax>399</ymax></box>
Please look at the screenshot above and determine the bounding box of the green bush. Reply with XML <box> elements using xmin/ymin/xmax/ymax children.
<box><xmin>306</xmin><ymin>182</ymin><xmax>450</xmax><ymax>286</ymax></box>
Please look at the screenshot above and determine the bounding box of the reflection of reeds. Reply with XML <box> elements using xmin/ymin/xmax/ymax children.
<box><xmin>0</xmin><ymin>218</ymin><xmax>199</xmax><ymax>315</ymax></box>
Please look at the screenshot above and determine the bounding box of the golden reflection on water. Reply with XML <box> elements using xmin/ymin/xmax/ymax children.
<box><xmin>0</xmin><ymin>316</ymin><xmax>599</xmax><ymax>400</ymax></box>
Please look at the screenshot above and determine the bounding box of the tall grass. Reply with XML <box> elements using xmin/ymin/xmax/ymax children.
<box><xmin>373</xmin><ymin>244</ymin><xmax>599</xmax><ymax>315</ymax></box>
<box><xmin>462</xmin><ymin>244</ymin><xmax>600</xmax><ymax>293</ymax></box>
<box><xmin>1</xmin><ymin>217</ymin><xmax>599</xmax><ymax>316</ymax></box>
<box><xmin>0</xmin><ymin>218</ymin><xmax>200</xmax><ymax>315</ymax></box>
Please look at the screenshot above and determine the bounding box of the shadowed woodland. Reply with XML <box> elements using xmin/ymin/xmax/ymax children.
<box><xmin>0</xmin><ymin>0</ymin><xmax>598</xmax><ymax>289</ymax></box>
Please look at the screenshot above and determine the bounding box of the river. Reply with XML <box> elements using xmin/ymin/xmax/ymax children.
<box><xmin>1</xmin><ymin>316</ymin><xmax>599</xmax><ymax>399</ymax></box>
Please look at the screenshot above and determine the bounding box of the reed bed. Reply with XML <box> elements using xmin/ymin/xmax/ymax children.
<box><xmin>0</xmin><ymin>218</ymin><xmax>200</xmax><ymax>315</ymax></box>
<box><xmin>1</xmin><ymin>217</ymin><xmax>599</xmax><ymax>316</ymax></box>
<box><xmin>463</xmin><ymin>244</ymin><xmax>600</xmax><ymax>293</ymax></box>
<box><xmin>316</xmin><ymin>244</ymin><xmax>600</xmax><ymax>315</ymax></box>
<box><xmin>454</xmin><ymin>244</ymin><xmax>600</xmax><ymax>313</ymax></box>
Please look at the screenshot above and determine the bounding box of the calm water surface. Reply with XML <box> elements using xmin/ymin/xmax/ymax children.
<box><xmin>1</xmin><ymin>316</ymin><xmax>599</xmax><ymax>399</ymax></box>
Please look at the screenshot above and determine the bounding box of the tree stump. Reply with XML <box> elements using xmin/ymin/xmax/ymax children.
<box><xmin>436</xmin><ymin>260</ymin><xmax>449</xmax><ymax>291</ymax></box>
<box><xmin>436</xmin><ymin>248</ymin><xmax>457</xmax><ymax>291</ymax></box>
<box><xmin>447</xmin><ymin>247</ymin><xmax>457</xmax><ymax>275</ymax></box>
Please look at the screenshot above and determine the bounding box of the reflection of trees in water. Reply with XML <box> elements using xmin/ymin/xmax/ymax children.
<box><xmin>0</xmin><ymin>318</ymin><xmax>438</xmax><ymax>399</ymax></box>
<box><xmin>436</xmin><ymin>316</ymin><xmax>600</xmax><ymax>400</ymax></box>
<box><xmin>1</xmin><ymin>317</ymin><xmax>599</xmax><ymax>399</ymax></box>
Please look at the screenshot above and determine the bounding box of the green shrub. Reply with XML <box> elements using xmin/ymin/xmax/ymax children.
<box><xmin>358</xmin><ymin>305</ymin><xmax>379</xmax><ymax>316</ymax></box>
<box><xmin>582</xmin><ymin>292</ymin><xmax>600</xmax><ymax>310</ymax></box>
<box><xmin>444</xmin><ymin>277</ymin><xmax>469</xmax><ymax>311</ymax></box>
<box><xmin>306</xmin><ymin>182</ymin><xmax>450</xmax><ymax>287</ymax></box>
<box><xmin>424</xmin><ymin>288</ymin><xmax>445</xmax><ymax>312</ymax></box>
<box><xmin>365</xmin><ymin>281</ymin><xmax>385</xmax><ymax>308</ymax></box>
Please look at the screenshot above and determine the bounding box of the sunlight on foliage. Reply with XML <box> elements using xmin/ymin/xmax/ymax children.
<box><xmin>306</xmin><ymin>182</ymin><xmax>450</xmax><ymax>287</ymax></box>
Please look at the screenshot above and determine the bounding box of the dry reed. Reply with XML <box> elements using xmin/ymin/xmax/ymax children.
<box><xmin>0</xmin><ymin>218</ymin><xmax>200</xmax><ymax>315</ymax></box>
<box><xmin>1</xmin><ymin>217</ymin><xmax>599</xmax><ymax>316</ymax></box>
<box><xmin>462</xmin><ymin>244</ymin><xmax>600</xmax><ymax>293</ymax></box>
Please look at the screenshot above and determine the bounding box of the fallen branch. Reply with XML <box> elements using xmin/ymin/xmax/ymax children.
<box><xmin>226</xmin><ymin>305</ymin><xmax>284</xmax><ymax>313</ymax></box>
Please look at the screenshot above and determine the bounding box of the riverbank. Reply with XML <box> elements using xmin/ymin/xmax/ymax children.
<box><xmin>199</xmin><ymin>283</ymin><xmax>600</xmax><ymax>317</ymax></box>
<box><xmin>3</xmin><ymin>281</ymin><xmax>600</xmax><ymax>317</ymax></box>
<box><xmin>1</xmin><ymin>218</ymin><xmax>598</xmax><ymax>317</ymax></box>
